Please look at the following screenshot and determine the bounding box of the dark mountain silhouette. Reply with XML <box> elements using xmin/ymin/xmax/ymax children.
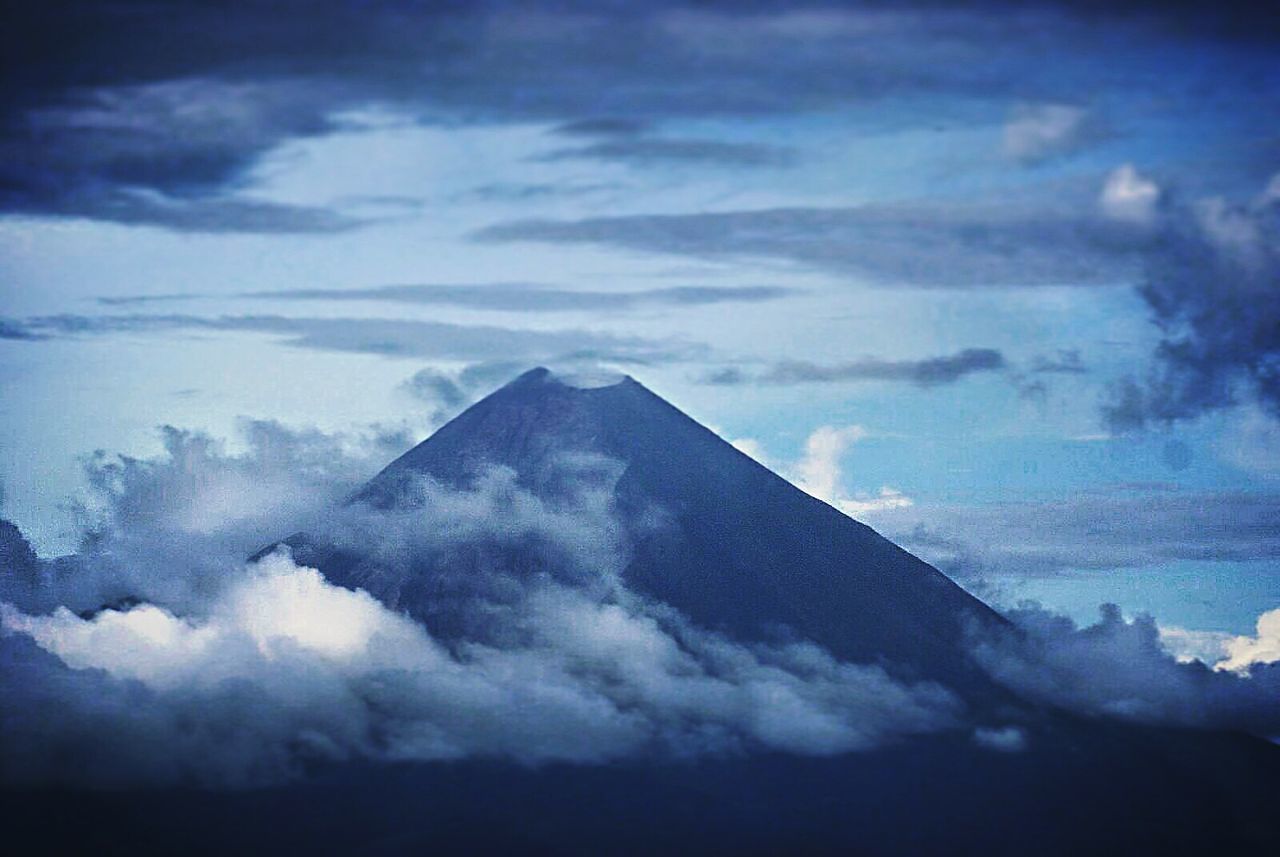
<box><xmin>278</xmin><ymin>367</ymin><xmax>1007</xmax><ymax>700</ymax></box>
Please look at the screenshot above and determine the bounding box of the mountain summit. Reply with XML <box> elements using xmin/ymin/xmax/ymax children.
<box><xmin>286</xmin><ymin>367</ymin><xmax>1003</xmax><ymax>694</ymax></box>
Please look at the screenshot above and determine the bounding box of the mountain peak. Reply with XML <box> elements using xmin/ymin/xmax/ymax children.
<box><xmin>315</xmin><ymin>368</ymin><xmax>1007</xmax><ymax>698</ymax></box>
<box><xmin>506</xmin><ymin>365</ymin><xmax>639</xmax><ymax>392</ymax></box>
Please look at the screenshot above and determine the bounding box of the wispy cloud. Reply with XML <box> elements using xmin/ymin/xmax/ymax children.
<box><xmin>101</xmin><ymin>284</ymin><xmax>797</xmax><ymax>312</ymax></box>
<box><xmin>539</xmin><ymin>137</ymin><xmax>794</xmax><ymax>167</ymax></box>
<box><xmin>476</xmin><ymin>204</ymin><xmax>1142</xmax><ymax>287</ymax></box>
<box><xmin>0</xmin><ymin>313</ymin><xmax>698</xmax><ymax>364</ymax></box>
<box><xmin>878</xmin><ymin>487</ymin><xmax>1280</xmax><ymax>580</ymax></box>
<box><xmin>1002</xmin><ymin>102</ymin><xmax>1102</xmax><ymax>164</ymax></box>
<box><xmin>704</xmin><ymin>348</ymin><xmax>1007</xmax><ymax>387</ymax></box>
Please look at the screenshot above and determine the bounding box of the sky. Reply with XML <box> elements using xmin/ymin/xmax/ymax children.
<box><xmin>2</xmin><ymin>0</ymin><xmax>1280</xmax><ymax>644</ymax></box>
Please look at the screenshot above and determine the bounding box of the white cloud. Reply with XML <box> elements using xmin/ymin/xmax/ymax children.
<box><xmin>789</xmin><ymin>425</ymin><xmax>915</xmax><ymax>519</ymax></box>
<box><xmin>0</xmin><ymin>427</ymin><xmax>961</xmax><ymax>788</ymax></box>
<box><xmin>1158</xmin><ymin>624</ymin><xmax>1233</xmax><ymax>665</ymax></box>
<box><xmin>730</xmin><ymin>437</ymin><xmax>771</xmax><ymax>467</ymax></box>
<box><xmin>794</xmin><ymin>424</ymin><xmax>868</xmax><ymax>503</ymax></box>
<box><xmin>1003</xmin><ymin>103</ymin><xmax>1091</xmax><ymax>163</ymax></box>
<box><xmin>0</xmin><ymin>551</ymin><xmax>960</xmax><ymax>786</ymax></box>
<box><xmin>1217</xmin><ymin>608</ymin><xmax>1280</xmax><ymax>674</ymax></box>
<box><xmin>1100</xmin><ymin>163</ymin><xmax>1159</xmax><ymax>223</ymax></box>
<box><xmin>837</xmin><ymin>486</ymin><xmax>914</xmax><ymax>517</ymax></box>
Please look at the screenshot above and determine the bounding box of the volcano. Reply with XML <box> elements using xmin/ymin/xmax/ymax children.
<box><xmin>278</xmin><ymin>367</ymin><xmax>1006</xmax><ymax>701</ymax></box>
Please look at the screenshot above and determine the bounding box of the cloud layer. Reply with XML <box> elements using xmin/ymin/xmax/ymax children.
<box><xmin>476</xmin><ymin>203</ymin><xmax>1141</xmax><ymax>288</ymax></box>
<box><xmin>972</xmin><ymin>603</ymin><xmax>1280</xmax><ymax>737</ymax></box>
<box><xmin>706</xmin><ymin>348</ymin><xmax>1007</xmax><ymax>387</ymax></box>
<box><xmin>0</xmin><ymin>419</ymin><xmax>961</xmax><ymax>788</ymax></box>
<box><xmin>0</xmin><ymin>313</ymin><xmax>695</xmax><ymax>364</ymax></box>
<box><xmin>2</xmin><ymin>408</ymin><xmax>1279</xmax><ymax>789</ymax></box>
<box><xmin>8</xmin><ymin>2</ymin><xmax>1264</xmax><ymax>232</ymax></box>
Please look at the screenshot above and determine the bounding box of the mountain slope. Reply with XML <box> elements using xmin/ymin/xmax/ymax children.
<box><xmin>287</xmin><ymin>367</ymin><xmax>1005</xmax><ymax>696</ymax></box>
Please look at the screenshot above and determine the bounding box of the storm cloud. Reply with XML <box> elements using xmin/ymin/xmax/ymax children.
<box><xmin>1105</xmin><ymin>179</ymin><xmax>1280</xmax><ymax>430</ymax></box>
<box><xmin>4</xmin><ymin>2</ymin><xmax>1273</xmax><ymax>232</ymax></box>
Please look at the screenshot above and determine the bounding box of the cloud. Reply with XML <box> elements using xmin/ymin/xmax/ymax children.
<box><xmin>539</xmin><ymin>137</ymin><xmax>794</xmax><ymax>167</ymax></box>
<box><xmin>226</xmin><ymin>283</ymin><xmax>796</xmax><ymax>312</ymax></box>
<box><xmin>794</xmin><ymin>425</ymin><xmax>869</xmax><ymax>504</ymax></box>
<box><xmin>0</xmin><ymin>418</ymin><xmax>962</xmax><ymax>788</ymax></box>
<box><xmin>551</xmin><ymin>117</ymin><xmax>649</xmax><ymax>137</ymax></box>
<box><xmin>1031</xmin><ymin>348</ymin><xmax>1087</xmax><ymax>374</ymax></box>
<box><xmin>0</xmin><ymin>313</ymin><xmax>696</xmax><ymax>364</ymax></box>
<box><xmin>703</xmin><ymin>348</ymin><xmax>1007</xmax><ymax>387</ymax></box>
<box><xmin>876</xmin><ymin>486</ymin><xmax>1280</xmax><ymax>581</ymax></box>
<box><xmin>1104</xmin><ymin>175</ymin><xmax>1280</xmax><ymax>429</ymax></box>
<box><xmin>837</xmin><ymin>487</ymin><xmax>915</xmax><ymax>517</ymax></box>
<box><xmin>1002</xmin><ymin>103</ymin><xmax>1098</xmax><ymax>163</ymax></box>
<box><xmin>971</xmin><ymin>725</ymin><xmax>1027</xmax><ymax>752</ymax></box>
<box><xmin>970</xmin><ymin>603</ymin><xmax>1280</xmax><ymax>737</ymax></box>
<box><xmin>0</xmin><ymin>419</ymin><xmax>408</xmax><ymax>617</ymax></box>
<box><xmin>1099</xmin><ymin>164</ymin><xmax>1160</xmax><ymax>224</ymax></box>
<box><xmin>4</xmin><ymin>3</ymin><xmax>1276</xmax><ymax>230</ymax></box>
<box><xmin>773</xmin><ymin>349</ymin><xmax>1006</xmax><ymax>386</ymax></box>
<box><xmin>399</xmin><ymin>362</ymin><xmax>535</xmax><ymax>428</ymax></box>
<box><xmin>1158</xmin><ymin>625</ymin><xmax>1233</xmax><ymax>665</ymax></box>
<box><xmin>1</xmin><ymin>77</ymin><xmax>364</xmax><ymax>233</ymax></box>
<box><xmin>758</xmin><ymin>425</ymin><xmax>915</xmax><ymax>521</ymax></box>
<box><xmin>476</xmin><ymin>204</ymin><xmax>1141</xmax><ymax>287</ymax></box>
<box><xmin>1221</xmin><ymin>405</ymin><xmax>1280</xmax><ymax>476</ymax></box>
<box><xmin>1217</xmin><ymin>608</ymin><xmax>1280</xmax><ymax>673</ymax></box>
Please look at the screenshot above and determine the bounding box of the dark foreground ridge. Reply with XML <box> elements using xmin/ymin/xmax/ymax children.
<box><xmin>7</xmin><ymin>367</ymin><xmax>1280</xmax><ymax>856</ymax></box>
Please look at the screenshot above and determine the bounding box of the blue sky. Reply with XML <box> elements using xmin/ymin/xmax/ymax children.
<box><xmin>2</xmin><ymin>0</ymin><xmax>1279</xmax><ymax>637</ymax></box>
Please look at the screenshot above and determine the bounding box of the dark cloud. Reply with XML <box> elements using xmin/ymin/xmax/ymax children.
<box><xmin>0</xmin><ymin>75</ymin><xmax>365</xmax><ymax>232</ymax></box>
<box><xmin>4</xmin><ymin>2</ymin><xmax>1274</xmax><ymax>230</ymax></box>
<box><xmin>476</xmin><ymin>204</ymin><xmax>1143</xmax><ymax>287</ymax></box>
<box><xmin>1104</xmin><ymin>187</ymin><xmax>1280</xmax><ymax>430</ymax></box>
<box><xmin>551</xmin><ymin>117</ymin><xmax>649</xmax><ymax>137</ymax></box>
<box><xmin>38</xmin><ymin>192</ymin><xmax>364</xmax><ymax>234</ymax></box>
<box><xmin>0</xmin><ymin>313</ymin><xmax>697</xmax><ymax>363</ymax></box>
<box><xmin>0</xmin><ymin>320</ymin><xmax>48</xmax><ymax>340</ymax></box>
<box><xmin>539</xmin><ymin>137</ymin><xmax>794</xmax><ymax>167</ymax></box>
<box><xmin>704</xmin><ymin>348</ymin><xmax>1007</xmax><ymax>387</ymax></box>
